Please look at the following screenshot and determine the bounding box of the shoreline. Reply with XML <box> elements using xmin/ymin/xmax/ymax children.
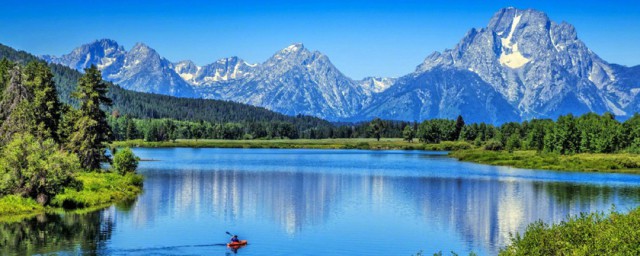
<box><xmin>111</xmin><ymin>138</ymin><xmax>473</xmax><ymax>151</ymax></box>
<box><xmin>114</xmin><ymin>139</ymin><xmax>640</xmax><ymax>175</ymax></box>
<box><xmin>450</xmin><ymin>149</ymin><xmax>640</xmax><ymax>175</ymax></box>
<box><xmin>0</xmin><ymin>172</ymin><xmax>143</xmax><ymax>222</ymax></box>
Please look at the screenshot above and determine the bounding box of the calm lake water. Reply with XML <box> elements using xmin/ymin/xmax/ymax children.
<box><xmin>4</xmin><ymin>148</ymin><xmax>640</xmax><ymax>255</ymax></box>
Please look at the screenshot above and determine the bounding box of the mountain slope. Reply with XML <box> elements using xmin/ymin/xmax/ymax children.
<box><xmin>413</xmin><ymin>7</ymin><xmax>638</xmax><ymax>120</ymax></box>
<box><xmin>214</xmin><ymin>43</ymin><xmax>369</xmax><ymax>120</ymax></box>
<box><xmin>1</xmin><ymin>43</ymin><xmax>332</xmax><ymax>129</ymax></box>
<box><xmin>44</xmin><ymin>40</ymin><xmax>197</xmax><ymax>97</ymax></box>
<box><xmin>38</xmin><ymin>7</ymin><xmax>640</xmax><ymax>123</ymax></box>
<box><xmin>359</xmin><ymin>67</ymin><xmax>520</xmax><ymax>124</ymax></box>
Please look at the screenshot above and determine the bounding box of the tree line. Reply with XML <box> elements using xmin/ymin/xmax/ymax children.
<box><xmin>409</xmin><ymin>113</ymin><xmax>640</xmax><ymax>154</ymax></box>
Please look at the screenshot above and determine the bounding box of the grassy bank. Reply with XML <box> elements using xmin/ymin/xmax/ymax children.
<box><xmin>450</xmin><ymin>150</ymin><xmax>640</xmax><ymax>174</ymax></box>
<box><xmin>500</xmin><ymin>207</ymin><xmax>640</xmax><ymax>255</ymax></box>
<box><xmin>112</xmin><ymin>138</ymin><xmax>473</xmax><ymax>151</ymax></box>
<box><xmin>0</xmin><ymin>172</ymin><xmax>143</xmax><ymax>221</ymax></box>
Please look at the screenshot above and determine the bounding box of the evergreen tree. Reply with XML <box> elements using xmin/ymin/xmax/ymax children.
<box><xmin>0</xmin><ymin>66</ymin><xmax>35</xmax><ymax>144</ymax></box>
<box><xmin>454</xmin><ymin>115</ymin><xmax>465</xmax><ymax>140</ymax></box>
<box><xmin>67</xmin><ymin>66</ymin><xmax>112</xmax><ymax>170</ymax></box>
<box><xmin>23</xmin><ymin>61</ymin><xmax>61</xmax><ymax>142</ymax></box>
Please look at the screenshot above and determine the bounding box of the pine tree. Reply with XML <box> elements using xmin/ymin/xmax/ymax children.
<box><xmin>23</xmin><ymin>61</ymin><xmax>61</xmax><ymax>142</ymax></box>
<box><xmin>0</xmin><ymin>66</ymin><xmax>35</xmax><ymax>144</ymax></box>
<box><xmin>68</xmin><ymin>66</ymin><xmax>112</xmax><ymax>170</ymax></box>
<box><xmin>454</xmin><ymin>115</ymin><xmax>465</xmax><ymax>140</ymax></box>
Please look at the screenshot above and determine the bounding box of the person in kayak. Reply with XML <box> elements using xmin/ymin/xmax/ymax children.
<box><xmin>230</xmin><ymin>235</ymin><xmax>240</xmax><ymax>243</ymax></box>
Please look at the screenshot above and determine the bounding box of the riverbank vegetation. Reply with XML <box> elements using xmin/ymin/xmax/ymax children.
<box><xmin>450</xmin><ymin>150</ymin><xmax>640</xmax><ymax>174</ymax></box>
<box><xmin>112</xmin><ymin>138</ymin><xmax>473</xmax><ymax>151</ymax></box>
<box><xmin>500</xmin><ymin>207</ymin><xmax>640</xmax><ymax>255</ymax></box>
<box><xmin>0</xmin><ymin>59</ymin><xmax>142</xmax><ymax>219</ymax></box>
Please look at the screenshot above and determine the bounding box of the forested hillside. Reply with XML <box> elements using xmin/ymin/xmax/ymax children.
<box><xmin>0</xmin><ymin>43</ymin><xmax>334</xmax><ymax>131</ymax></box>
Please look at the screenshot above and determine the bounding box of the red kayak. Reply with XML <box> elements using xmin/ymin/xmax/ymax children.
<box><xmin>227</xmin><ymin>240</ymin><xmax>248</xmax><ymax>247</ymax></box>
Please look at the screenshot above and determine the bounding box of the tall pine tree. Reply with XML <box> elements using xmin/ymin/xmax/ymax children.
<box><xmin>68</xmin><ymin>65</ymin><xmax>112</xmax><ymax>170</ymax></box>
<box><xmin>23</xmin><ymin>61</ymin><xmax>61</xmax><ymax>142</ymax></box>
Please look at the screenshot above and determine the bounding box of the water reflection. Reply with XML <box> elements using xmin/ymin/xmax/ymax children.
<box><xmin>4</xmin><ymin>149</ymin><xmax>640</xmax><ymax>255</ymax></box>
<box><xmin>130</xmin><ymin>167</ymin><xmax>640</xmax><ymax>254</ymax></box>
<box><xmin>0</xmin><ymin>209</ymin><xmax>114</xmax><ymax>255</ymax></box>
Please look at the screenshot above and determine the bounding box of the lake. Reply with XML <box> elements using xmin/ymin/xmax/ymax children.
<box><xmin>4</xmin><ymin>148</ymin><xmax>640</xmax><ymax>255</ymax></box>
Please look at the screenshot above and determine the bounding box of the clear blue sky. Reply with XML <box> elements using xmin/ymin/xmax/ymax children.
<box><xmin>1</xmin><ymin>0</ymin><xmax>639</xmax><ymax>79</ymax></box>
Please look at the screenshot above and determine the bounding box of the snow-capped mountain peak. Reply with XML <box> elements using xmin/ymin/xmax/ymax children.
<box><xmin>41</xmin><ymin>8</ymin><xmax>640</xmax><ymax>123</ymax></box>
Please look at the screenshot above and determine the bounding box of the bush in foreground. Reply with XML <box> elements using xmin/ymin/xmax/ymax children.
<box><xmin>0</xmin><ymin>133</ymin><xmax>80</xmax><ymax>204</ymax></box>
<box><xmin>112</xmin><ymin>147</ymin><xmax>139</xmax><ymax>175</ymax></box>
<box><xmin>0</xmin><ymin>195</ymin><xmax>43</xmax><ymax>216</ymax></box>
<box><xmin>500</xmin><ymin>208</ymin><xmax>640</xmax><ymax>255</ymax></box>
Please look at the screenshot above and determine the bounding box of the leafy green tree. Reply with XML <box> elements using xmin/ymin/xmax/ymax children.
<box><xmin>369</xmin><ymin>118</ymin><xmax>385</xmax><ymax>141</ymax></box>
<box><xmin>576</xmin><ymin>112</ymin><xmax>623</xmax><ymax>153</ymax></box>
<box><xmin>403</xmin><ymin>125</ymin><xmax>415</xmax><ymax>143</ymax></box>
<box><xmin>67</xmin><ymin>66</ymin><xmax>112</xmax><ymax>170</ymax></box>
<box><xmin>0</xmin><ymin>133</ymin><xmax>80</xmax><ymax>204</ymax></box>
<box><xmin>112</xmin><ymin>147</ymin><xmax>139</xmax><ymax>175</ymax></box>
<box><xmin>484</xmin><ymin>139</ymin><xmax>504</xmax><ymax>151</ymax></box>
<box><xmin>417</xmin><ymin>119</ymin><xmax>456</xmax><ymax>143</ymax></box>
<box><xmin>544</xmin><ymin>114</ymin><xmax>580</xmax><ymax>154</ymax></box>
<box><xmin>524</xmin><ymin>119</ymin><xmax>551</xmax><ymax>151</ymax></box>
<box><xmin>505</xmin><ymin>133</ymin><xmax>522</xmax><ymax>152</ymax></box>
<box><xmin>624</xmin><ymin>114</ymin><xmax>640</xmax><ymax>153</ymax></box>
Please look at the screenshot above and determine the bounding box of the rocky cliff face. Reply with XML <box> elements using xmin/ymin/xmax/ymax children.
<box><xmin>412</xmin><ymin>7</ymin><xmax>635</xmax><ymax>120</ymax></box>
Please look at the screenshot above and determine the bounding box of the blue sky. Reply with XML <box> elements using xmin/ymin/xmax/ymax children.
<box><xmin>1</xmin><ymin>0</ymin><xmax>639</xmax><ymax>79</ymax></box>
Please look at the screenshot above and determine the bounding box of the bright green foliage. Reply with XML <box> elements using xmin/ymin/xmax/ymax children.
<box><xmin>523</xmin><ymin>119</ymin><xmax>551</xmax><ymax>151</ymax></box>
<box><xmin>403</xmin><ymin>125</ymin><xmax>415</xmax><ymax>142</ymax></box>
<box><xmin>50</xmin><ymin>172</ymin><xmax>143</xmax><ymax>208</ymax></box>
<box><xmin>418</xmin><ymin>119</ymin><xmax>457</xmax><ymax>143</ymax></box>
<box><xmin>505</xmin><ymin>133</ymin><xmax>521</xmax><ymax>152</ymax></box>
<box><xmin>544</xmin><ymin>114</ymin><xmax>580</xmax><ymax>154</ymax></box>
<box><xmin>451</xmin><ymin>150</ymin><xmax>640</xmax><ymax>173</ymax></box>
<box><xmin>112</xmin><ymin>147</ymin><xmax>139</xmax><ymax>175</ymax></box>
<box><xmin>67</xmin><ymin>66</ymin><xmax>112</xmax><ymax>170</ymax></box>
<box><xmin>484</xmin><ymin>140</ymin><xmax>504</xmax><ymax>151</ymax></box>
<box><xmin>623</xmin><ymin>113</ymin><xmax>640</xmax><ymax>153</ymax></box>
<box><xmin>0</xmin><ymin>133</ymin><xmax>79</xmax><ymax>204</ymax></box>
<box><xmin>576</xmin><ymin>112</ymin><xmax>624</xmax><ymax>153</ymax></box>
<box><xmin>0</xmin><ymin>195</ymin><xmax>43</xmax><ymax>216</ymax></box>
<box><xmin>500</xmin><ymin>208</ymin><xmax>640</xmax><ymax>255</ymax></box>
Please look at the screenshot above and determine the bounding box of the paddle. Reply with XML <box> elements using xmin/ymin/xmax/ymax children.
<box><xmin>225</xmin><ymin>231</ymin><xmax>234</xmax><ymax>237</ymax></box>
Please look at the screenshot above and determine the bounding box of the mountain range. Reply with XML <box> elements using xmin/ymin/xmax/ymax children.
<box><xmin>42</xmin><ymin>7</ymin><xmax>640</xmax><ymax>124</ymax></box>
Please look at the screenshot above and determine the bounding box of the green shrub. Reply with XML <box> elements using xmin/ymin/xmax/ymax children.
<box><xmin>500</xmin><ymin>208</ymin><xmax>640</xmax><ymax>255</ymax></box>
<box><xmin>0</xmin><ymin>133</ymin><xmax>80</xmax><ymax>204</ymax></box>
<box><xmin>112</xmin><ymin>147</ymin><xmax>139</xmax><ymax>175</ymax></box>
<box><xmin>484</xmin><ymin>140</ymin><xmax>504</xmax><ymax>151</ymax></box>
<box><xmin>0</xmin><ymin>195</ymin><xmax>43</xmax><ymax>216</ymax></box>
<box><xmin>50</xmin><ymin>172</ymin><xmax>143</xmax><ymax>209</ymax></box>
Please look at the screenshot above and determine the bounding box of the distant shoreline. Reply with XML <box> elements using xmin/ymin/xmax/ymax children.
<box><xmin>111</xmin><ymin>138</ymin><xmax>472</xmax><ymax>151</ymax></box>
<box><xmin>113</xmin><ymin>139</ymin><xmax>640</xmax><ymax>175</ymax></box>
